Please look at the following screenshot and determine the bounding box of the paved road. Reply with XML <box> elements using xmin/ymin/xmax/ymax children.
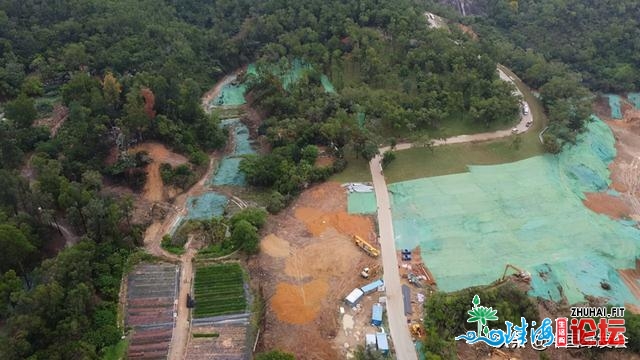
<box><xmin>369</xmin><ymin>66</ymin><xmax>533</xmax><ymax>360</ymax></box>
<box><xmin>369</xmin><ymin>158</ymin><xmax>418</xmax><ymax>360</ymax></box>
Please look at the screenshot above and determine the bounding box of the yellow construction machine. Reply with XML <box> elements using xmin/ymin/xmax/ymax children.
<box><xmin>354</xmin><ymin>235</ymin><xmax>380</xmax><ymax>257</ymax></box>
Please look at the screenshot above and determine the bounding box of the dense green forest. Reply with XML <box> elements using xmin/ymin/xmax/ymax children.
<box><xmin>466</xmin><ymin>0</ymin><xmax>640</xmax><ymax>92</ymax></box>
<box><xmin>435</xmin><ymin>0</ymin><xmax>639</xmax><ymax>148</ymax></box>
<box><xmin>0</xmin><ymin>0</ymin><xmax>600</xmax><ymax>358</ymax></box>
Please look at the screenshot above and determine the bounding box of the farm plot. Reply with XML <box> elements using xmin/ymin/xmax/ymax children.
<box><xmin>193</xmin><ymin>263</ymin><xmax>247</xmax><ymax>318</ymax></box>
<box><xmin>185</xmin><ymin>319</ymin><xmax>250</xmax><ymax>360</ymax></box>
<box><xmin>125</xmin><ymin>263</ymin><xmax>179</xmax><ymax>359</ymax></box>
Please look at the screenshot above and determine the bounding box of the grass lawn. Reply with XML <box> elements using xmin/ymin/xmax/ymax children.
<box><xmin>384</xmin><ymin>65</ymin><xmax>547</xmax><ymax>183</ymax></box>
<box><xmin>101</xmin><ymin>338</ymin><xmax>128</xmax><ymax>360</ymax></box>
<box><xmin>388</xmin><ymin>110</ymin><xmax>516</xmax><ymax>141</ymax></box>
<box><xmin>330</xmin><ymin>149</ymin><xmax>372</xmax><ymax>183</ymax></box>
<box><xmin>337</xmin><ymin>66</ymin><xmax>546</xmax><ymax>183</ymax></box>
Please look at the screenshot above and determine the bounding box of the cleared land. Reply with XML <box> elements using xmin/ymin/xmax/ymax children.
<box><xmin>193</xmin><ymin>263</ymin><xmax>247</xmax><ymax>318</ymax></box>
<box><xmin>125</xmin><ymin>263</ymin><xmax>179</xmax><ymax>360</ymax></box>
<box><xmin>249</xmin><ymin>181</ymin><xmax>376</xmax><ymax>359</ymax></box>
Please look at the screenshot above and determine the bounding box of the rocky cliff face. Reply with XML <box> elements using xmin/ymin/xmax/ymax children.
<box><xmin>437</xmin><ymin>0</ymin><xmax>484</xmax><ymax>16</ymax></box>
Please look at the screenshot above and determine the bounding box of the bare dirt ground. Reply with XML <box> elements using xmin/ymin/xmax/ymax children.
<box><xmin>249</xmin><ymin>181</ymin><xmax>378</xmax><ymax>359</ymax></box>
<box><xmin>34</xmin><ymin>104</ymin><xmax>69</xmax><ymax>137</ymax></box>
<box><xmin>583</xmin><ymin>192</ymin><xmax>631</xmax><ymax>219</ymax></box>
<box><xmin>129</xmin><ymin>142</ymin><xmax>188</xmax><ymax>202</ymax></box>
<box><xmin>593</xmin><ymin>95</ymin><xmax>640</xmax><ymax>308</ymax></box>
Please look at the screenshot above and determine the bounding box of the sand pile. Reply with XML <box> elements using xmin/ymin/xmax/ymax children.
<box><xmin>261</xmin><ymin>234</ymin><xmax>291</xmax><ymax>258</ymax></box>
<box><xmin>270</xmin><ymin>280</ymin><xmax>329</xmax><ymax>324</ymax></box>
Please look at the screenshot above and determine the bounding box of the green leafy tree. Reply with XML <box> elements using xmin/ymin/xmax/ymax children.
<box><xmin>231</xmin><ymin>219</ymin><xmax>259</xmax><ymax>254</ymax></box>
<box><xmin>0</xmin><ymin>224</ymin><xmax>35</xmax><ymax>274</ymax></box>
<box><xmin>4</xmin><ymin>93</ymin><xmax>37</xmax><ymax>128</ymax></box>
<box><xmin>20</xmin><ymin>75</ymin><xmax>44</xmax><ymax>97</ymax></box>
<box><xmin>381</xmin><ymin>150</ymin><xmax>396</xmax><ymax>168</ymax></box>
<box><xmin>230</xmin><ymin>208</ymin><xmax>267</xmax><ymax>229</ymax></box>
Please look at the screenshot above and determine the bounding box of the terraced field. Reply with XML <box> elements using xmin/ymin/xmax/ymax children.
<box><xmin>193</xmin><ymin>263</ymin><xmax>247</xmax><ymax>318</ymax></box>
<box><xmin>125</xmin><ymin>263</ymin><xmax>179</xmax><ymax>360</ymax></box>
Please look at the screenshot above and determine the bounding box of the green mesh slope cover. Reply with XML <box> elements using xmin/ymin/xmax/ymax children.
<box><xmin>348</xmin><ymin>192</ymin><xmax>377</xmax><ymax>214</ymax></box>
<box><xmin>321</xmin><ymin>75</ymin><xmax>336</xmax><ymax>93</ymax></box>
<box><xmin>357</xmin><ymin>112</ymin><xmax>366</xmax><ymax>128</ymax></box>
<box><xmin>605</xmin><ymin>94</ymin><xmax>622</xmax><ymax>119</ymax></box>
<box><xmin>211</xmin><ymin>119</ymin><xmax>255</xmax><ymax>186</ymax></box>
<box><xmin>388</xmin><ymin>119</ymin><xmax>640</xmax><ymax>306</ymax></box>
<box><xmin>628</xmin><ymin>93</ymin><xmax>640</xmax><ymax>110</ymax></box>
<box><xmin>186</xmin><ymin>192</ymin><xmax>228</xmax><ymax>220</ymax></box>
<box><xmin>212</xmin><ymin>83</ymin><xmax>247</xmax><ymax>106</ymax></box>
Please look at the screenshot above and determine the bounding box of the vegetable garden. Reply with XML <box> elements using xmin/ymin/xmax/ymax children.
<box><xmin>193</xmin><ymin>263</ymin><xmax>247</xmax><ymax>318</ymax></box>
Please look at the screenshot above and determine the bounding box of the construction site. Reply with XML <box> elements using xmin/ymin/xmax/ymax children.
<box><xmin>117</xmin><ymin>57</ymin><xmax>640</xmax><ymax>360</ymax></box>
<box><xmin>250</xmin><ymin>181</ymin><xmax>384</xmax><ymax>359</ymax></box>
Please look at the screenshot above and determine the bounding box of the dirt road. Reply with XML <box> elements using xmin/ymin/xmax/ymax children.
<box><xmin>140</xmin><ymin>155</ymin><xmax>216</xmax><ymax>360</ymax></box>
<box><xmin>369</xmin><ymin>66</ymin><xmax>534</xmax><ymax>359</ymax></box>
<box><xmin>167</xmin><ymin>246</ymin><xmax>195</xmax><ymax>360</ymax></box>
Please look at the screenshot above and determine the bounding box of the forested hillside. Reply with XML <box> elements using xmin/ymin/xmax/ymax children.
<box><xmin>465</xmin><ymin>0</ymin><xmax>640</xmax><ymax>92</ymax></box>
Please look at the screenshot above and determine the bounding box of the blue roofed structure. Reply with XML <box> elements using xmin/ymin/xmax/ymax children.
<box><xmin>361</xmin><ymin>279</ymin><xmax>384</xmax><ymax>294</ymax></box>
<box><xmin>371</xmin><ymin>303</ymin><xmax>383</xmax><ymax>326</ymax></box>
<box><xmin>376</xmin><ymin>332</ymin><xmax>389</xmax><ymax>354</ymax></box>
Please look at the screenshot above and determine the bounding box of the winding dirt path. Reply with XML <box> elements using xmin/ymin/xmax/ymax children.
<box><xmin>165</xmin><ymin>72</ymin><xmax>243</xmax><ymax>360</ymax></box>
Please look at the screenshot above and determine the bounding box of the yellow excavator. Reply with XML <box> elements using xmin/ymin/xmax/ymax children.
<box><xmin>354</xmin><ymin>235</ymin><xmax>380</xmax><ymax>257</ymax></box>
<box><xmin>410</xmin><ymin>323</ymin><xmax>425</xmax><ymax>339</ymax></box>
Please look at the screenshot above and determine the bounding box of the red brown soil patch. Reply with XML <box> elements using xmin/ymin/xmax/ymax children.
<box><xmin>129</xmin><ymin>142</ymin><xmax>188</xmax><ymax>202</ymax></box>
<box><xmin>457</xmin><ymin>24</ymin><xmax>478</xmax><ymax>40</ymax></box>
<box><xmin>250</xmin><ymin>181</ymin><xmax>375</xmax><ymax>359</ymax></box>
<box><xmin>270</xmin><ymin>280</ymin><xmax>329</xmax><ymax>324</ymax></box>
<box><xmin>583</xmin><ymin>192</ymin><xmax>631</xmax><ymax>219</ymax></box>
<box><xmin>294</xmin><ymin>207</ymin><xmax>374</xmax><ymax>239</ymax></box>
<box><xmin>314</xmin><ymin>155</ymin><xmax>334</xmax><ymax>167</ymax></box>
<box><xmin>284</xmin><ymin>230</ymin><xmax>361</xmax><ymax>280</ymax></box>
<box><xmin>610</xmin><ymin>179</ymin><xmax>629</xmax><ymax>193</ymax></box>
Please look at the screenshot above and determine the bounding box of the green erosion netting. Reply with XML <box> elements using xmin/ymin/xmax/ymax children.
<box><xmin>320</xmin><ymin>74</ymin><xmax>336</xmax><ymax>93</ymax></box>
<box><xmin>212</xmin><ymin>81</ymin><xmax>247</xmax><ymax>106</ymax></box>
<box><xmin>605</xmin><ymin>94</ymin><xmax>622</xmax><ymax>119</ymax></box>
<box><xmin>357</xmin><ymin>112</ymin><xmax>366</xmax><ymax>128</ymax></box>
<box><xmin>211</xmin><ymin>60</ymin><xmax>335</xmax><ymax>108</ymax></box>
<box><xmin>389</xmin><ymin>119</ymin><xmax>640</xmax><ymax>306</ymax></box>
<box><xmin>628</xmin><ymin>92</ymin><xmax>640</xmax><ymax>109</ymax></box>
<box><xmin>185</xmin><ymin>192</ymin><xmax>228</xmax><ymax>220</ymax></box>
<box><xmin>347</xmin><ymin>192</ymin><xmax>377</xmax><ymax>214</ymax></box>
<box><xmin>210</xmin><ymin>118</ymin><xmax>255</xmax><ymax>186</ymax></box>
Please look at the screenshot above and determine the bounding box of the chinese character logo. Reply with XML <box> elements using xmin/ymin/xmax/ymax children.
<box><xmin>455</xmin><ymin>294</ymin><xmax>628</xmax><ymax>350</ymax></box>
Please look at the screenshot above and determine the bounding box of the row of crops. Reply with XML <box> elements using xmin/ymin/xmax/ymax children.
<box><xmin>193</xmin><ymin>263</ymin><xmax>247</xmax><ymax>318</ymax></box>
